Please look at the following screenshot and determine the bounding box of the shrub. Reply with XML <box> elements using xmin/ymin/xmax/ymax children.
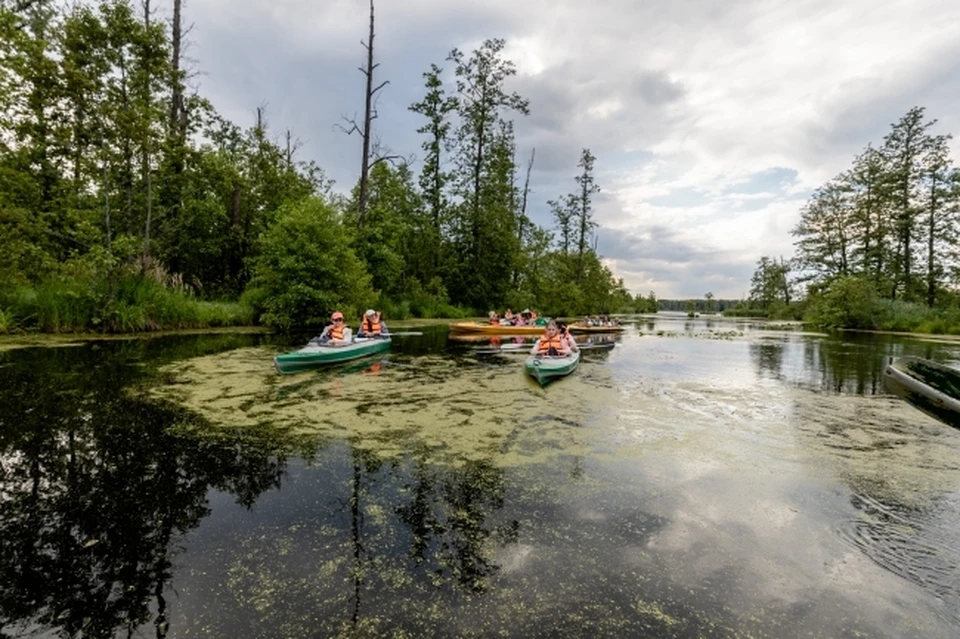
<box><xmin>246</xmin><ymin>197</ymin><xmax>375</xmax><ymax>331</ymax></box>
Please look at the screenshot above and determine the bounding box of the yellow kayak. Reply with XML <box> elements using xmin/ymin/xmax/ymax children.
<box><xmin>448</xmin><ymin>321</ymin><xmax>545</xmax><ymax>335</ymax></box>
<box><xmin>568</xmin><ymin>323</ymin><xmax>625</xmax><ymax>334</ymax></box>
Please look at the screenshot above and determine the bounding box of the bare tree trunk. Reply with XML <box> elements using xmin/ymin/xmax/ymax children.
<box><xmin>357</xmin><ymin>0</ymin><xmax>377</xmax><ymax>227</ymax></box>
<box><xmin>927</xmin><ymin>178</ymin><xmax>938</xmax><ymax>307</ymax></box>
<box><xmin>518</xmin><ymin>148</ymin><xmax>534</xmax><ymax>243</ymax></box>
<box><xmin>285</xmin><ymin>129</ymin><xmax>292</xmax><ymax>169</ymax></box>
<box><xmin>169</xmin><ymin>0</ymin><xmax>183</xmax><ymax>134</ymax></box>
<box><xmin>231</xmin><ymin>185</ymin><xmax>241</xmax><ymax>227</ymax></box>
<box><xmin>142</xmin><ymin>0</ymin><xmax>153</xmax><ymax>262</ymax></box>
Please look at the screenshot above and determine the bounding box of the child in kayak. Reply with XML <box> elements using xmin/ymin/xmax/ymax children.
<box><xmin>557</xmin><ymin>321</ymin><xmax>579</xmax><ymax>353</ymax></box>
<box><xmin>530</xmin><ymin>320</ymin><xmax>571</xmax><ymax>357</ymax></box>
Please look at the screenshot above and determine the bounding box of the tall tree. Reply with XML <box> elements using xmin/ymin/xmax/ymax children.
<box><xmin>882</xmin><ymin>106</ymin><xmax>936</xmax><ymax>300</ymax></box>
<box><xmin>920</xmin><ymin>134</ymin><xmax>956</xmax><ymax>307</ymax></box>
<box><xmin>549</xmin><ymin>194</ymin><xmax>576</xmax><ymax>257</ymax></box>
<box><xmin>847</xmin><ymin>144</ymin><xmax>891</xmax><ymax>286</ymax></box>
<box><xmin>337</xmin><ymin>0</ymin><xmax>399</xmax><ymax>229</ymax></box>
<box><xmin>409</xmin><ymin>63</ymin><xmax>457</xmax><ymax>274</ymax></box>
<box><xmin>574</xmin><ymin>148</ymin><xmax>599</xmax><ymax>279</ymax></box>
<box><xmin>445</xmin><ymin>38</ymin><xmax>529</xmax><ymax>307</ymax></box>
<box><xmin>448</xmin><ymin>37</ymin><xmax>529</xmax><ymax>225</ymax></box>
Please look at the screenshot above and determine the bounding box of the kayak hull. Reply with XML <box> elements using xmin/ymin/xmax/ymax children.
<box><xmin>274</xmin><ymin>337</ymin><xmax>391</xmax><ymax>374</ymax></box>
<box><xmin>568</xmin><ymin>324</ymin><xmax>625</xmax><ymax>334</ymax></box>
<box><xmin>449</xmin><ymin>321</ymin><xmax>545</xmax><ymax>335</ymax></box>
<box><xmin>884</xmin><ymin>356</ymin><xmax>960</xmax><ymax>428</ymax></box>
<box><xmin>450</xmin><ymin>321</ymin><xmax>624</xmax><ymax>335</ymax></box>
<box><xmin>524</xmin><ymin>351</ymin><xmax>580</xmax><ymax>385</ymax></box>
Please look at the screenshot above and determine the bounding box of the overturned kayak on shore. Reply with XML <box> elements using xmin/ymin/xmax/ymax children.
<box><xmin>274</xmin><ymin>337</ymin><xmax>391</xmax><ymax>374</ymax></box>
<box><xmin>884</xmin><ymin>356</ymin><xmax>960</xmax><ymax>429</ymax></box>
<box><xmin>524</xmin><ymin>351</ymin><xmax>580</xmax><ymax>386</ymax></box>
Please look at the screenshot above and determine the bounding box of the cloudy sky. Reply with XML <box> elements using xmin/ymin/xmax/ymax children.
<box><xmin>180</xmin><ymin>0</ymin><xmax>960</xmax><ymax>299</ymax></box>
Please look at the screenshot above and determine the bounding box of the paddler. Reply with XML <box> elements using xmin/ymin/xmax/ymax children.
<box><xmin>318</xmin><ymin>311</ymin><xmax>351</xmax><ymax>345</ymax></box>
<box><xmin>530</xmin><ymin>319</ymin><xmax>571</xmax><ymax>357</ymax></box>
<box><xmin>357</xmin><ymin>309</ymin><xmax>389</xmax><ymax>338</ymax></box>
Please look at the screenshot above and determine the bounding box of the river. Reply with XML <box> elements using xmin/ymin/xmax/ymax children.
<box><xmin>2</xmin><ymin>313</ymin><xmax>959</xmax><ymax>638</ymax></box>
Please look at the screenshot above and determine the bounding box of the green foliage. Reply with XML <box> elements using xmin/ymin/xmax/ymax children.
<box><xmin>791</xmin><ymin>106</ymin><xmax>960</xmax><ymax>308</ymax></box>
<box><xmin>0</xmin><ymin>269</ymin><xmax>253</xmax><ymax>334</ymax></box>
<box><xmin>2</xmin><ymin>5</ymin><xmax>638</xmax><ymax>332</ymax></box>
<box><xmin>247</xmin><ymin>197</ymin><xmax>374</xmax><ymax>331</ymax></box>
<box><xmin>805</xmin><ymin>276</ymin><xmax>880</xmax><ymax>329</ymax></box>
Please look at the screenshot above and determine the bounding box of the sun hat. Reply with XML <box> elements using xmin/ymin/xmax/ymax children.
<box><xmin>331</xmin><ymin>311</ymin><xmax>344</xmax><ymax>320</ymax></box>
<box><xmin>365</xmin><ymin>309</ymin><xmax>376</xmax><ymax>316</ymax></box>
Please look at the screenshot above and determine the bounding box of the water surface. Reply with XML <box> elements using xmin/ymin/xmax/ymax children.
<box><xmin>2</xmin><ymin>315</ymin><xmax>960</xmax><ymax>637</ymax></box>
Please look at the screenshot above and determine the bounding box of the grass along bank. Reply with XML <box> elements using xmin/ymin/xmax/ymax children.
<box><xmin>0</xmin><ymin>274</ymin><xmax>254</xmax><ymax>334</ymax></box>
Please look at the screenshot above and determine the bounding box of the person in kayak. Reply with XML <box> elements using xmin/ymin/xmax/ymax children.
<box><xmin>530</xmin><ymin>320</ymin><xmax>571</xmax><ymax>356</ymax></box>
<box><xmin>557</xmin><ymin>321</ymin><xmax>579</xmax><ymax>353</ymax></box>
<box><xmin>357</xmin><ymin>309</ymin><xmax>389</xmax><ymax>338</ymax></box>
<box><xmin>318</xmin><ymin>311</ymin><xmax>352</xmax><ymax>345</ymax></box>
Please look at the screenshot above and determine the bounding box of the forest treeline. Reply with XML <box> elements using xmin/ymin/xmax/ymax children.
<box><xmin>732</xmin><ymin>106</ymin><xmax>960</xmax><ymax>333</ymax></box>
<box><xmin>0</xmin><ymin>0</ymin><xmax>653</xmax><ymax>334</ymax></box>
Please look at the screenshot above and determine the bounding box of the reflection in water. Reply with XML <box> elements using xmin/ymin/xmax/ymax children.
<box><xmin>0</xmin><ymin>337</ymin><xmax>524</xmax><ymax>637</ymax></box>
<box><xmin>3</xmin><ymin>322</ymin><xmax>960</xmax><ymax>637</ymax></box>
<box><xmin>0</xmin><ymin>342</ymin><xmax>297</xmax><ymax>638</ymax></box>
<box><xmin>750</xmin><ymin>332</ymin><xmax>955</xmax><ymax>395</ymax></box>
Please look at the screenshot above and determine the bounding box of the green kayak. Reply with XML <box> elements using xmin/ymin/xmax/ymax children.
<box><xmin>524</xmin><ymin>350</ymin><xmax>580</xmax><ymax>385</ymax></box>
<box><xmin>884</xmin><ymin>356</ymin><xmax>960</xmax><ymax>429</ymax></box>
<box><xmin>274</xmin><ymin>337</ymin><xmax>391</xmax><ymax>374</ymax></box>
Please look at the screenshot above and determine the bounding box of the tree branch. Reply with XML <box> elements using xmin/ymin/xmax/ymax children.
<box><xmin>333</xmin><ymin>114</ymin><xmax>364</xmax><ymax>136</ymax></box>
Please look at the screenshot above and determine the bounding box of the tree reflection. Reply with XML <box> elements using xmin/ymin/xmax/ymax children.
<box><xmin>1</xmin><ymin>337</ymin><xmax>525</xmax><ymax>637</ymax></box>
<box><xmin>0</xmin><ymin>345</ymin><xmax>300</xmax><ymax>637</ymax></box>
<box><xmin>749</xmin><ymin>334</ymin><xmax>951</xmax><ymax>395</ymax></box>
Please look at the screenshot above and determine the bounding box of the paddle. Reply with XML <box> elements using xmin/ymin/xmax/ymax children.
<box><xmin>474</xmin><ymin>342</ymin><xmax>614</xmax><ymax>355</ymax></box>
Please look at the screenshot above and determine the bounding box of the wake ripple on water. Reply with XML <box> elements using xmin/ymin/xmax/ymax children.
<box><xmin>835</xmin><ymin>491</ymin><xmax>960</xmax><ymax>625</ymax></box>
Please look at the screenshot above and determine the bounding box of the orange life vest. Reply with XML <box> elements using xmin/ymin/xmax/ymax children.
<box><xmin>537</xmin><ymin>332</ymin><xmax>565</xmax><ymax>354</ymax></box>
<box><xmin>328</xmin><ymin>323</ymin><xmax>346</xmax><ymax>340</ymax></box>
<box><xmin>362</xmin><ymin>315</ymin><xmax>382</xmax><ymax>334</ymax></box>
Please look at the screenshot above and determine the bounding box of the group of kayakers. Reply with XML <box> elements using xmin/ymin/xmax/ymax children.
<box><xmin>488</xmin><ymin>308</ymin><xmax>541</xmax><ymax>326</ymax></box>
<box><xmin>576</xmin><ymin>315</ymin><xmax>621</xmax><ymax>327</ymax></box>
<box><xmin>313</xmin><ymin>307</ymin><xmax>601</xmax><ymax>359</ymax></box>
<box><xmin>315</xmin><ymin>309</ymin><xmax>389</xmax><ymax>345</ymax></box>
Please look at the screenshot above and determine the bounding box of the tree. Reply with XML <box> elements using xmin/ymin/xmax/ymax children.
<box><xmin>574</xmin><ymin>148</ymin><xmax>599</xmax><ymax>279</ymax></box>
<box><xmin>919</xmin><ymin>133</ymin><xmax>956</xmax><ymax>307</ymax></box>
<box><xmin>444</xmin><ymin>38</ymin><xmax>529</xmax><ymax>308</ymax></box>
<box><xmin>549</xmin><ymin>194</ymin><xmax>576</xmax><ymax>256</ymax></box>
<box><xmin>408</xmin><ymin>63</ymin><xmax>456</xmax><ymax>275</ymax></box>
<box><xmin>448</xmin><ymin>38</ymin><xmax>529</xmax><ymax>222</ymax></box>
<box><xmin>749</xmin><ymin>256</ymin><xmax>792</xmax><ymax>310</ymax></box>
<box><xmin>247</xmin><ymin>197</ymin><xmax>374</xmax><ymax>330</ymax></box>
<box><xmin>882</xmin><ymin>106</ymin><xmax>937</xmax><ymax>301</ymax></box>
<box><xmin>338</xmin><ymin>0</ymin><xmax>399</xmax><ymax>229</ymax></box>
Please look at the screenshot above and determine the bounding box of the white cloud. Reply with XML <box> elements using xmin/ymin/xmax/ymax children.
<box><xmin>183</xmin><ymin>0</ymin><xmax>960</xmax><ymax>298</ymax></box>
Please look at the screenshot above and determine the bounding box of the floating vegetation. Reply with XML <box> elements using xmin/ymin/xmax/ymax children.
<box><xmin>149</xmin><ymin>347</ymin><xmax>622</xmax><ymax>466</ymax></box>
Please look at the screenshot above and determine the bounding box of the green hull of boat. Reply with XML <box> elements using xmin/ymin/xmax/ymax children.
<box><xmin>274</xmin><ymin>337</ymin><xmax>391</xmax><ymax>374</ymax></box>
<box><xmin>884</xmin><ymin>356</ymin><xmax>960</xmax><ymax>429</ymax></box>
<box><xmin>524</xmin><ymin>351</ymin><xmax>580</xmax><ymax>385</ymax></box>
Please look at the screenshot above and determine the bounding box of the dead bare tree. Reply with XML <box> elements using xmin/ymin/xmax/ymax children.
<box><xmin>335</xmin><ymin>0</ymin><xmax>400</xmax><ymax>228</ymax></box>
<box><xmin>518</xmin><ymin>147</ymin><xmax>535</xmax><ymax>241</ymax></box>
<box><xmin>169</xmin><ymin>0</ymin><xmax>184</xmax><ymax>135</ymax></box>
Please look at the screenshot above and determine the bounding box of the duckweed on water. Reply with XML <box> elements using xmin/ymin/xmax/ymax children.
<box><xmin>149</xmin><ymin>347</ymin><xmax>621</xmax><ymax>466</ymax></box>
